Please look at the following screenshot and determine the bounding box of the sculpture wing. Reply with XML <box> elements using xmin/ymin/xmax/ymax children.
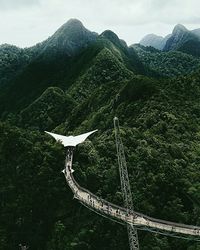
<box><xmin>45</xmin><ymin>130</ymin><xmax>97</xmax><ymax>147</ymax></box>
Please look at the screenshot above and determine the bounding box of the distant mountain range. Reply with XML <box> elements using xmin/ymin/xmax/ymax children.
<box><xmin>1</xmin><ymin>19</ymin><xmax>200</xmax><ymax>115</ymax></box>
<box><xmin>140</xmin><ymin>24</ymin><xmax>200</xmax><ymax>56</ymax></box>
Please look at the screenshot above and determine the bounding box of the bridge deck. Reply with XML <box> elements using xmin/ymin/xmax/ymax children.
<box><xmin>63</xmin><ymin>154</ymin><xmax>200</xmax><ymax>240</ymax></box>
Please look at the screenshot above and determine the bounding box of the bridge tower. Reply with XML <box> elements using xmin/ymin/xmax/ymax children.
<box><xmin>114</xmin><ymin>117</ymin><xmax>139</xmax><ymax>250</ymax></box>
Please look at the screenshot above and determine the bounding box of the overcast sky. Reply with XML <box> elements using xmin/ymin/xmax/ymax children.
<box><xmin>0</xmin><ymin>0</ymin><xmax>200</xmax><ymax>47</ymax></box>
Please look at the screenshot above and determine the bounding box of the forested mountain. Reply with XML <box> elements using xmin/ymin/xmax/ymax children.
<box><xmin>30</xmin><ymin>18</ymin><xmax>98</xmax><ymax>59</ymax></box>
<box><xmin>192</xmin><ymin>28</ymin><xmax>200</xmax><ymax>38</ymax></box>
<box><xmin>139</xmin><ymin>24</ymin><xmax>200</xmax><ymax>57</ymax></box>
<box><xmin>133</xmin><ymin>44</ymin><xmax>200</xmax><ymax>77</ymax></box>
<box><xmin>1</xmin><ymin>19</ymin><xmax>200</xmax><ymax>250</ymax></box>
<box><xmin>164</xmin><ymin>24</ymin><xmax>200</xmax><ymax>56</ymax></box>
<box><xmin>0</xmin><ymin>44</ymin><xmax>33</xmax><ymax>87</ymax></box>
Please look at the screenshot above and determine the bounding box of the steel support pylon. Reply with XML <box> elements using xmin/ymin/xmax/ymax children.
<box><xmin>114</xmin><ymin>117</ymin><xmax>139</xmax><ymax>250</ymax></box>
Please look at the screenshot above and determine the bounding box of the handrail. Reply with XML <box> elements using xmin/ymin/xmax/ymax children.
<box><xmin>63</xmin><ymin>156</ymin><xmax>200</xmax><ymax>240</ymax></box>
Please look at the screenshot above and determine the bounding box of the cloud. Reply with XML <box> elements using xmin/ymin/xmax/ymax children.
<box><xmin>0</xmin><ymin>0</ymin><xmax>40</xmax><ymax>10</ymax></box>
<box><xmin>0</xmin><ymin>0</ymin><xmax>200</xmax><ymax>47</ymax></box>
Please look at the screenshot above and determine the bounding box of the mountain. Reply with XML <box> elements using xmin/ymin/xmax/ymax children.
<box><xmin>20</xmin><ymin>87</ymin><xmax>75</xmax><ymax>131</ymax></box>
<box><xmin>163</xmin><ymin>24</ymin><xmax>199</xmax><ymax>51</ymax></box>
<box><xmin>177</xmin><ymin>39</ymin><xmax>200</xmax><ymax>57</ymax></box>
<box><xmin>101</xmin><ymin>30</ymin><xmax>128</xmax><ymax>50</ymax></box>
<box><xmin>191</xmin><ymin>28</ymin><xmax>200</xmax><ymax>38</ymax></box>
<box><xmin>0</xmin><ymin>19</ymin><xmax>97</xmax><ymax>90</ymax></box>
<box><xmin>164</xmin><ymin>24</ymin><xmax>200</xmax><ymax>57</ymax></box>
<box><xmin>133</xmin><ymin>44</ymin><xmax>200</xmax><ymax>78</ymax></box>
<box><xmin>0</xmin><ymin>23</ymin><xmax>153</xmax><ymax>116</ymax></box>
<box><xmin>139</xmin><ymin>34</ymin><xmax>171</xmax><ymax>50</ymax></box>
<box><xmin>1</xmin><ymin>19</ymin><xmax>200</xmax><ymax>250</ymax></box>
<box><xmin>140</xmin><ymin>24</ymin><xmax>200</xmax><ymax>57</ymax></box>
<box><xmin>0</xmin><ymin>44</ymin><xmax>33</xmax><ymax>87</ymax></box>
<box><xmin>40</xmin><ymin>18</ymin><xmax>98</xmax><ymax>57</ymax></box>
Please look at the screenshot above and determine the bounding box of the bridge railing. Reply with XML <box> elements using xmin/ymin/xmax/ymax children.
<box><xmin>64</xmin><ymin>163</ymin><xmax>200</xmax><ymax>237</ymax></box>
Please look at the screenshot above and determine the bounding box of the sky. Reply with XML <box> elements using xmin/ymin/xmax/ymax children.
<box><xmin>0</xmin><ymin>0</ymin><xmax>200</xmax><ymax>48</ymax></box>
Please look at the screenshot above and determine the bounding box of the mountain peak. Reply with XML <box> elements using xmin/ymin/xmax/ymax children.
<box><xmin>164</xmin><ymin>24</ymin><xmax>197</xmax><ymax>52</ymax></box>
<box><xmin>101</xmin><ymin>30</ymin><xmax>128</xmax><ymax>49</ymax></box>
<box><xmin>101</xmin><ymin>30</ymin><xmax>119</xmax><ymax>40</ymax></box>
<box><xmin>173</xmin><ymin>24</ymin><xmax>187</xmax><ymax>34</ymax></box>
<box><xmin>139</xmin><ymin>34</ymin><xmax>167</xmax><ymax>50</ymax></box>
<box><xmin>61</xmin><ymin>18</ymin><xmax>84</xmax><ymax>30</ymax></box>
<box><xmin>66</xmin><ymin>18</ymin><xmax>83</xmax><ymax>25</ymax></box>
<box><xmin>55</xmin><ymin>18</ymin><xmax>87</xmax><ymax>36</ymax></box>
<box><xmin>41</xmin><ymin>18</ymin><xmax>97</xmax><ymax>56</ymax></box>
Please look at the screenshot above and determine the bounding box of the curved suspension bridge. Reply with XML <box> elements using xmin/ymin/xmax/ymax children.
<box><xmin>46</xmin><ymin>128</ymin><xmax>200</xmax><ymax>244</ymax></box>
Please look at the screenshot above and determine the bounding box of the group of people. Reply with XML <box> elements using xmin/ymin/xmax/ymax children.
<box><xmin>86</xmin><ymin>193</ymin><xmax>127</xmax><ymax>219</ymax></box>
